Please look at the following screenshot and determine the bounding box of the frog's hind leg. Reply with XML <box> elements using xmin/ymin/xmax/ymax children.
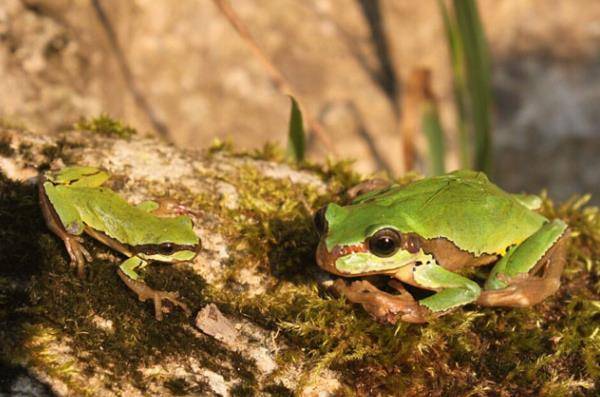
<box><xmin>478</xmin><ymin>220</ymin><xmax>568</xmax><ymax>307</ymax></box>
<box><xmin>38</xmin><ymin>179</ymin><xmax>92</xmax><ymax>277</ymax></box>
<box><xmin>117</xmin><ymin>256</ymin><xmax>191</xmax><ymax>321</ymax></box>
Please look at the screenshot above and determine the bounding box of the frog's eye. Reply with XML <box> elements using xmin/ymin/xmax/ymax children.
<box><xmin>159</xmin><ymin>243</ymin><xmax>175</xmax><ymax>255</ymax></box>
<box><xmin>313</xmin><ymin>206</ymin><xmax>328</xmax><ymax>235</ymax></box>
<box><xmin>368</xmin><ymin>228</ymin><xmax>400</xmax><ymax>257</ymax></box>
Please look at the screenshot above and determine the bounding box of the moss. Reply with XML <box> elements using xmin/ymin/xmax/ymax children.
<box><xmin>261</xmin><ymin>383</ymin><xmax>294</xmax><ymax>396</ymax></box>
<box><xmin>163</xmin><ymin>377</ymin><xmax>210</xmax><ymax>395</ymax></box>
<box><xmin>74</xmin><ymin>114</ymin><xmax>137</xmax><ymax>139</ymax></box>
<box><xmin>0</xmin><ymin>171</ymin><xmax>258</xmax><ymax>395</ymax></box>
<box><xmin>195</xmin><ymin>151</ymin><xmax>599</xmax><ymax>395</ymax></box>
<box><xmin>1</xmin><ymin>139</ymin><xmax>598</xmax><ymax>396</ymax></box>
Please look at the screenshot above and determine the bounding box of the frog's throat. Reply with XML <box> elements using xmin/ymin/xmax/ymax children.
<box><xmin>316</xmin><ymin>241</ymin><xmax>433</xmax><ymax>277</ymax></box>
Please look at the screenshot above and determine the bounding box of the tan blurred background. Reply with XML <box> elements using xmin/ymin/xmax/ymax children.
<box><xmin>1</xmin><ymin>0</ymin><xmax>599</xmax><ymax>201</ymax></box>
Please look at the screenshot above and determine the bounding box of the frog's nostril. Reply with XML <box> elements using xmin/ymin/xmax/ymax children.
<box><xmin>313</xmin><ymin>205</ymin><xmax>328</xmax><ymax>235</ymax></box>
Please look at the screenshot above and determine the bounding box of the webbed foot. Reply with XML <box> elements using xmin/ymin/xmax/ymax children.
<box><xmin>333</xmin><ymin>279</ymin><xmax>431</xmax><ymax>324</ymax></box>
<box><xmin>117</xmin><ymin>269</ymin><xmax>191</xmax><ymax>321</ymax></box>
<box><xmin>477</xmin><ymin>275</ymin><xmax>561</xmax><ymax>307</ymax></box>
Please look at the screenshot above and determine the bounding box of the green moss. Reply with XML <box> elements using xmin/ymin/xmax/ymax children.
<box><xmin>196</xmin><ymin>152</ymin><xmax>599</xmax><ymax>395</ymax></box>
<box><xmin>0</xmin><ymin>171</ymin><xmax>258</xmax><ymax>395</ymax></box>
<box><xmin>75</xmin><ymin>114</ymin><xmax>137</xmax><ymax>139</ymax></box>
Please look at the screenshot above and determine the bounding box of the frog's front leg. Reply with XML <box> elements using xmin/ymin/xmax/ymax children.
<box><xmin>409</xmin><ymin>262</ymin><xmax>481</xmax><ymax>315</ymax></box>
<box><xmin>478</xmin><ymin>220</ymin><xmax>568</xmax><ymax>307</ymax></box>
<box><xmin>335</xmin><ymin>260</ymin><xmax>482</xmax><ymax>323</ymax></box>
<box><xmin>117</xmin><ymin>257</ymin><xmax>191</xmax><ymax>321</ymax></box>
<box><xmin>333</xmin><ymin>279</ymin><xmax>429</xmax><ymax>323</ymax></box>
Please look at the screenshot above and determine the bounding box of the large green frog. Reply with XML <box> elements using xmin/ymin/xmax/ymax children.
<box><xmin>315</xmin><ymin>170</ymin><xmax>569</xmax><ymax>323</ymax></box>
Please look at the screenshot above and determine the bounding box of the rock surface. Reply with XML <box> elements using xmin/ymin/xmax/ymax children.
<box><xmin>0</xmin><ymin>127</ymin><xmax>598</xmax><ymax>396</ymax></box>
<box><xmin>0</xmin><ymin>128</ymin><xmax>336</xmax><ymax>396</ymax></box>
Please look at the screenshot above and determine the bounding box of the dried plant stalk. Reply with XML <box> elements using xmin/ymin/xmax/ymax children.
<box><xmin>213</xmin><ymin>0</ymin><xmax>335</xmax><ymax>154</ymax></box>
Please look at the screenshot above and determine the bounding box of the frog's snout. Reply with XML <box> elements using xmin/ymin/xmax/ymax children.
<box><xmin>316</xmin><ymin>240</ymin><xmax>368</xmax><ymax>276</ymax></box>
<box><xmin>313</xmin><ymin>205</ymin><xmax>328</xmax><ymax>236</ymax></box>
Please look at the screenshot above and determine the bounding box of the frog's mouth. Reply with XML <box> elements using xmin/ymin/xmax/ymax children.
<box><xmin>316</xmin><ymin>240</ymin><xmax>424</xmax><ymax>277</ymax></box>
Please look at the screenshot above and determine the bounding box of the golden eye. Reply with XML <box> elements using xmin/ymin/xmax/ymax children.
<box><xmin>368</xmin><ymin>228</ymin><xmax>400</xmax><ymax>257</ymax></box>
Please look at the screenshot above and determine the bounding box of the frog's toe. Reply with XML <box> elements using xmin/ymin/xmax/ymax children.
<box><xmin>117</xmin><ymin>269</ymin><xmax>191</xmax><ymax>320</ymax></box>
<box><xmin>333</xmin><ymin>279</ymin><xmax>429</xmax><ymax>324</ymax></box>
<box><xmin>153</xmin><ymin>291</ymin><xmax>192</xmax><ymax>321</ymax></box>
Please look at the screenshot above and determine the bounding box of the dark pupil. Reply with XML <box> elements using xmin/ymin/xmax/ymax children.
<box><xmin>160</xmin><ymin>244</ymin><xmax>174</xmax><ymax>255</ymax></box>
<box><xmin>370</xmin><ymin>236</ymin><xmax>396</xmax><ymax>256</ymax></box>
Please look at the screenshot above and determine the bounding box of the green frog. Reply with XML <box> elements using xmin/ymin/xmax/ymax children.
<box><xmin>39</xmin><ymin>166</ymin><xmax>201</xmax><ymax>320</ymax></box>
<box><xmin>315</xmin><ymin>170</ymin><xmax>569</xmax><ymax>323</ymax></box>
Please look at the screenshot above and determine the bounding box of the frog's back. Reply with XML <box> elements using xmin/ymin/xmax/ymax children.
<box><xmin>49</xmin><ymin>185</ymin><xmax>197</xmax><ymax>246</ymax></box>
<box><xmin>357</xmin><ymin>170</ymin><xmax>547</xmax><ymax>255</ymax></box>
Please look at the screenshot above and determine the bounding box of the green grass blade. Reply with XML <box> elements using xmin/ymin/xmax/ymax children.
<box><xmin>453</xmin><ymin>0</ymin><xmax>493</xmax><ymax>173</ymax></box>
<box><xmin>286</xmin><ymin>96</ymin><xmax>305</xmax><ymax>163</ymax></box>
<box><xmin>437</xmin><ymin>0</ymin><xmax>471</xmax><ymax>169</ymax></box>
<box><xmin>421</xmin><ymin>101</ymin><xmax>446</xmax><ymax>175</ymax></box>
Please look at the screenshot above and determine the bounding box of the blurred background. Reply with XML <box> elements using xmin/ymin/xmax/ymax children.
<box><xmin>0</xmin><ymin>0</ymin><xmax>598</xmax><ymax>201</ymax></box>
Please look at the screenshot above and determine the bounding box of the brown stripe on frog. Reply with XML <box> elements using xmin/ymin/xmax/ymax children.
<box><xmin>414</xmin><ymin>234</ymin><xmax>498</xmax><ymax>271</ymax></box>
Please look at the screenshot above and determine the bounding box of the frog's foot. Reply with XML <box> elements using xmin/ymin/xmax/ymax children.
<box><xmin>117</xmin><ymin>269</ymin><xmax>191</xmax><ymax>321</ymax></box>
<box><xmin>333</xmin><ymin>279</ymin><xmax>430</xmax><ymax>324</ymax></box>
<box><xmin>477</xmin><ymin>265</ymin><xmax>563</xmax><ymax>308</ymax></box>
<box><xmin>64</xmin><ymin>235</ymin><xmax>93</xmax><ymax>278</ymax></box>
<box><xmin>478</xmin><ymin>230</ymin><xmax>568</xmax><ymax>308</ymax></box>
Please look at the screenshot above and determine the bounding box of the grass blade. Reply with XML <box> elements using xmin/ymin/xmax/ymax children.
<box><xmin>438</xmin><ymin>0</ymin><xmax>471</xmax><ymax>168</ymax></box>
<box><xmin>422</xmin><ymin>101</ymin><xmax>446</xmax><ymax>175</ymax></box>
<box><xmin>287</xmin><ymin>96</ymin><xmax>306</xmax><ymax>163</ymax></box>
<box><xmin>453</xmin><ymin>0</ymin><xmax>493</xmax><ymax>173</ymax></box>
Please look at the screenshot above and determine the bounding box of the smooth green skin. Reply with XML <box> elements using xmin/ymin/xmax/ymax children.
<box><xmin>43</xmin><ymin>166</ymin><xmax>200</xmax><ymax>280</ymax></box>
<box><xmin>321</xmin><ymin>170</ymin><xmax>567</xmax><ymax>312</ymax></box>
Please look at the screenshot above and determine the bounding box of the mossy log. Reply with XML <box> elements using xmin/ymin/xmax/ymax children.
<box><xmin>0</xmin><ymin>126</ymin><xmax>598</xmax><ymax>396</ymax></box>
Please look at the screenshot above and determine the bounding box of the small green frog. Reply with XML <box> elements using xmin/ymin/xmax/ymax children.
<box><xmin>315</xmin><ymin>170</ymin><xmax>569</xmax><ymax>323</ymax></box>
<box><xmin>39</xmin><ymin>166</ymin><xmax>201</xmax><ymax>320</ymax></box>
